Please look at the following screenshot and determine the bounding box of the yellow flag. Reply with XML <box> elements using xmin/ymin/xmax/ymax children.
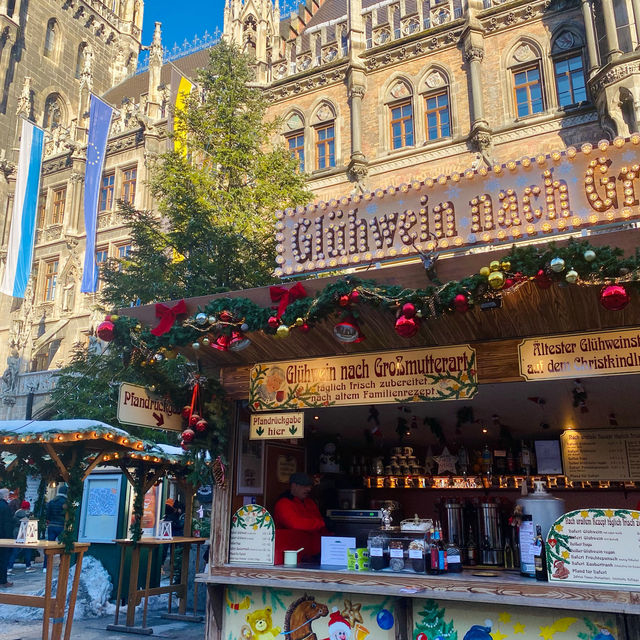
<box><xmin>171</xmin><ymin>69</ymin><xmax>193</xmax><ymax>156</ymax></box>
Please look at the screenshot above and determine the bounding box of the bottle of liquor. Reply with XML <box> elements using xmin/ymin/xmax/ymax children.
<box><xmin>534</xmin><ymin>525</ymin><xmax>548</xmax><ymax>581</ymax></box>
<box><xmin>481</xmin><ymin>444</ymin><xmax>493</xmax><ymax>476</ymax></box>
<box><xmin>457</xmin><ymin>445</ymin><xmax>469</xmax><ymax>476</ymax></box>
<box><xmin>435</xmin><ymin>522</ymin><xmax>447</xmax><ymax>573</ymax></box>
<box><xmin>520</xmin><ymin>441</ymin><xmax>532</xmax><ymax>475</ymax></box>
<box><xmin>428</xmin><ymin>524</ymin><xmax>439</xmax><ymax>575</ymax></box>
<box><xmin>446</xmin><ymin>535</ymin><xmax>463</xmax><ymax>572</ymax></box>
<box><xmin>465</xmin><ymin>526</ymin><xmax>477</xmax><ymax>565</ymax></box>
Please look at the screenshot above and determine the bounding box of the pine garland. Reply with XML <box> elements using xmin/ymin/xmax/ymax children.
<box><xmin>59</xmin><ymin>450</ymin><xmax>85</xmax><ymax>553</ymax></box>
<box><xmin>129</xmin><ymin>463</ymin><xmax>145</xmax><ymax>543</ymax></box>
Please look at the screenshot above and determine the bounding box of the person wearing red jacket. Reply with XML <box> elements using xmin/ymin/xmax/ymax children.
<box><xmin>274</xmin><ymin>472</ymin><xmax>330</xmax><ymax>560</ymax></box>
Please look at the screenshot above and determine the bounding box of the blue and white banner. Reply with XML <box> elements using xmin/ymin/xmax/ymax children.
<box><xmin>0</xmin><ymin>119</ymin><xmax>44</xmax><ymax>298</ymax></box>
<box><xmin>81</xmin><ymin>94</ymin><xmax>113</xmax><ymax>293</ymax></box>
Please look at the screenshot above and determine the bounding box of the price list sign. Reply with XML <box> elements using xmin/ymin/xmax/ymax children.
<box><xmin>229</xmin><ymin>504</ymin><xmax>275</xmax><ymax>565</ymax></box>
<box><xmin>560</xmin><ymin>429</ymin><xmax>640</xmax><ymax>481</ymax></box>
<box><xmin>547</xmin><ymin>509</ymin><xmax>640</xmax><ymax>586</ymax></box>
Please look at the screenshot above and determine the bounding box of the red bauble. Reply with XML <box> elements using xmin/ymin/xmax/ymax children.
<box><xmin>349</xmin><ymin>289</ymin><xmax>360</xmax><ymax>303</ymax></box>
<box><xmin>503</xmin><ymin>278</ymin><xmax>515</xmax><ymax>289</ymax></box>
<box><xmin>299</xmin><ymin>323</ymin><xmax>310</xmax><ymax>333</ymax></box>
<box><xmin>339</xmin><ymin>294</ymin><xmax>350</xmax><ymax>307</ymax></box>
<box><xmin>535</xmin><ymin>269</ymin><xmax>552</xmax><ymax>289</ymax></box>
<box><xmin>416</xmin><ymin>634</ymin><xmax>427</xmax><ymax>640</ymax></box>
<box><xmin>395</xmin><ymin>315</ymin><xmax>420</xmax><ymax>338</ymax></box>
<box><xmin>600</xmin><ymin>284</ymin><xmax>630</xmax><ymax>311</ymax></box>
<box><xmin>96</xmin><ymin>320</ymin><xmax>115</xmax><ymax>342</ymax></box>
<box><xmin>453</xmin><ymin>293</ymin><xmax>469</xmax><ymax>312</ymax></box>
<box><xmin>189</xmin><ymin>413</ymin><xmax>201</xmax><ymax>427</ymax></box>
<box><xmin>401</xmin><ymin>302</ymin><xmax>416</xmax><ymax>318</ymax></box>
<box><xmin>182</xmin><ymin>428</ymin><xmax>195</xmax><ymax>443</ymax></box>
<box><xmin>219</xmin><ymin>310</ymin><xmax>233</xmax><ymax>323</ymax></box>
<box><xmin>181</xmin><ymin>405</ymin><xmax>192</xmax><ymax>420</ymax></box>
<box><xmin>195</xmin><ymin>419</ymin><xmax>208</xmax><ymax>433</ymax></box>
<box><xmin>268</xmin><ymin>316</ymin><xmax>280</xmax><ymax>328</ymax></box>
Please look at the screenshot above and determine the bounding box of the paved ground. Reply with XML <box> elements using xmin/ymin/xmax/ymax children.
<box><xmin>1</xmin><ymin>559</ymin><xmax>206</xmax><ymax>640</ymax></box>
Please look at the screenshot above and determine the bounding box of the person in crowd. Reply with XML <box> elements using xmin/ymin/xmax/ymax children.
<box><xmin>0</xmin><ymin>488</ymin><xmax>14</xmax><ymax>587</ymax></box>
<box><xmin>8</xmin><ymin>501</ymin><xmax>34</xmax><ymax>574</ymax></box>
<box><xmin>7</xmin><ymin>491</ymin><xmax>20</xmax><ymax>514</ymax></box>
<box><xmin>44</xmin><ymin>484</ymin><xmax>68</xmax><ymax>572</ymax></box>
<box><xmin>273</xmin><ymin>473</ymin><xmax>330</xmax><ymax>559</ymax></box>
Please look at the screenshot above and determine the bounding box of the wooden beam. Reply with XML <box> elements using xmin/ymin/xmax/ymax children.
<box><xmin>119</xmin><ymin>465</ymin><xmax>136</xmax><ymax>488</ymax></box>
<box><xmin>82</xmin><ymin>452</ymin><xmax>107</xmax><ymax>480</ymax></box>
<box><xmin>44</xmin><ymin>444</ymin><xmax>70</xmax><ymax>483</ymax></box>
<box><xmin>142</xmin><ymin>468</ymin><xmax>164</xmax><ymax>494</ymax></box>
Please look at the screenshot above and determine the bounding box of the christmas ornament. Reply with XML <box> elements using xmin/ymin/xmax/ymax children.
<box><xmin>201</xmin><ymin>336</ymin><xmax>210</xmax><ymax>346</ymax></box>
<box><xmin>339</xmin><ymin>294</ymin><xmax>351</xmax><ymax>307</ymax></box>
<box><xmin>600</xmin><ymin>284</ymin><xmax>629</xmax><ymax>311</ymax></box>
<box><xmin>110</xmin><ymin>314</ymin><xmax>119</xmax><ymax>321</ymax></box>
<box><xmin>479</xmin><ymin>266</ymin><xmax>490</xmax><ymax>277</ymax></box>
<box><xmin>212</xmin><ymin>334</ymin><xmax>230</xmax><ymax>350</ymax></box>
<box><xmin>208</xmin><ymin>315</ymin><xmax>217</xmax><ymax>324</ymax></box>
<box><xmin>151</xmin><ymin>299</ymin><xmax>187</xmax><ymax>336</ymax></box>
<box><xmin>453</xmin><ymin>294</ymin><xmax>470</xmax><ymax>312</ymax></box>
<box><xmin>503</xmin><ymin>278</ymin><xmax>515</xmax><ymax>289</ymax></box>
<box><xmin>276</xmin><ymin>324</ymin><xmax>290</xmax><ymax>338</ymax></box>
<box><xmin>550</xmin><ymin>257</ymin><xmax>565</xmax><ymax>272</ymax></box>
<box><xmin>489</xmin><ymin>260</ymin><xmax>501</xmax><ymax>272</ymax></box>
<box><xmin>500</xmin><ymin>260</ymin><xmax>511</xmax><ymax>271</ymax></box>
<box><xmin>402</xmin><ymin>302</ymin><xmax>416</xmax><ymax>318</ymax></box>
<box><xmin>434</xmin><ymin>447</ymin><xmax>458</xmax><ymax>475</ymax></box>
<box><xmin>189</xmin><ymin>413</ymin><xmax>201</xmax><ymax>428</ymax></box>
<box><xmin>195</xmin><ymin>312</ymin><xmax>207</xmax><ymax>325</ymax></box>
<box><xmin>416</xmin><ymin>634</ymin><xmax>427</xmax><ymax>640</ymax></box>
<box><xmin>240</xmin><ymin>323</ymin><xmax>249</xmax><ymax>332</ymax></box>
<box><xmin>334</xmin><ymin>317</ymin><xmax>364</xmax><ymax>343</ymax></box>
<box><xmin>96</xmin><ymin>320</ymin><xmax>115</xmax><ymax>342</ymax></box>
<box><xmin>487</xmin><ymin>271</ymin><xmax>505</xmax><ymax>290</ymax></box>
<box><xmin>565</xmin><ymin>269</ymin><xmax>578</xmax><ymax>284</ymax></box>
<box><xmin>192</xmin><ymin>341</ymin><xmax>201</xmax><ymax>350</ymax></box>
<box><xmin>376</xmin><ymin>609</ymin><xmax>394</xmax><ymax>630</ymax></box>
<box><xmin>395</xmin><ymin>314</ymin><xmax>420</xmax><ymax>338</ymax></box>
<box><xmin>583</xmin><ymin>249</ymin><xmax>596</xmax><ymax>262</ymax></box>
<box><xmin>349</xmin><ymin>290</ymin><xmax>360</xmax><ymax>303</ymax></box>
<box><xmin>535</xmin><ymin>270</ymin><xmax>552</xmax><ymax>289</ymax></box>
<box><xmin>195</xmin><ymin>419</ymin><xmax>208</xmax><ymax>433</ymax></box>
<box><xmin>219</xmin><ymin>310</ymin><xmax>233</xmax><ymax>323</ymax></box>
<box><xmin>295</xmin><ymin>317</ymin><xmax>304</xmax><ymax>326</ymax></box>
<box><xmin>229</xmin><ymin>331</ymin><xmax>251</xmax><ymax>351</ymax></box>
<box><xmin>268</xmin><ymin>316</ymin><xmax>280</xmax><ymax>329</ymax></box>
<box><xmin>299</xmin><ymin>323</ymin><xmax>310</xmax><ymax>333</ymax></box>
<box><xmin>270</xmin><ymin>282</ymin><xmax>308</xmax><ymax>319</ymax></box>
<box><xmin>182</xmin><ymin>428</ymin><xmax>195</xmax><ymax>443</ymax></box>
<box><xmin>181</xmin><ymin>406</ymin><xmax>192</xmax><ymax>419</ymax></box>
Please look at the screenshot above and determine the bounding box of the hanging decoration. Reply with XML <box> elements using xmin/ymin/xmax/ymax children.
<box><xmin>333</xmin><ymin>316</ymin><xmax>365</xmax><ymax>343</ymax></box>
<box><xmin>269</xmin><ymin>282</ymin><xmax>308</xmax><ymax>319</ymax></box>
<box><xmin>600</xmin><ymin>284</ymin><xmax>630</xmax><ymax>311</ymax></box>
<box><xmin>151</xmin><ymin>299</ymin><xmax>188</xmax><ymax>336</ymax></box>
<box><xmin>96</xmin><ymin>319</ymin><xmax>115</xmax><ymax>342</ymax></box>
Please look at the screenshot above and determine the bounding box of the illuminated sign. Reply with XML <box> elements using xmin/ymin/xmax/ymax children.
<box><xmin>275</xmin><ymin>137</ymin><xmax>640</xmax><ymax>277</ymax></box>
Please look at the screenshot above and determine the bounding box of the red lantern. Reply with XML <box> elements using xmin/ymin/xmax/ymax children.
<box><xmin>195</xmin><ymin>419</ymin><xmax>208</xmax><ymax>433</ymax></box>
<box><xmin>395</xmin><ymin>314</ymin><xmax>420</xmax><ymax>338</ymax></box>
<box><xmin>401</xmin><ymin>302</ymin><xmax>416</xmax><ymax>318</ymax></box>
<box><xmin>96</xmin><ymin>320</ymin><xmax>115</xmax><ymax>342</ymax></box>
<box><xmin>333</xmin><ymin>317</ymin><xmax>364</xmax><ymax>343</ymax></box>
<box><xmin>600</xmin><ymin>284</ymin><xmax>630</xmax><ymax>311</ymax></box>
<box><xmin>453</xmin><ymin>293</ymin><xmax>470</xmax><ymax>312</ymax></box>
<box><xmin>267</xmin><ymin>316</ymin><xmax>280</xmax><ymax>329</ymax></box>
<box><xmin>338</xmin><ymin>294</ymin><xmax>351</xmax><ymax>307</ymax></box>
<box><xmin>182</xmin><ymin>428</ymin><xmax>195</xmax><ymax>443</ymax></box>
<box><xmin>181</xmin><ymin>405</ymin><xmax>192</xmax><ymax>420</ymax></box>
<box><xmin>535</xmin><ymin>269</ymin><xmax>552</xmax><ymax>289</ymax></box>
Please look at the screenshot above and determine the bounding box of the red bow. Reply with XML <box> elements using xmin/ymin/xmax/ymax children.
<box><xmin>269</xmin><ymin>283</ymin><xmax>307</xmax><ymax>319</ymax></box>
<box><xmin>151</xmin><ymin>299</ymin><xmax>187</xmax><ymax>336</ymax></box>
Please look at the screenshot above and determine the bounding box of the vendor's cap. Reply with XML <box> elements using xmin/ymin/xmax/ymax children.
<box><xmin>290</xmin><ymin>472</ymin><xmax>312</xmax><ymax>486</ymax></box>
<box><xmin>165</xmin><ymin>498</ymin><xmax>175</xmax><ymax>507</ymax></box>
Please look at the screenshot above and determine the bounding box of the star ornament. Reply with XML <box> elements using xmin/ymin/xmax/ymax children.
<box><xmin>434</xmin><ymin>446</ymin><xmax>458</xmax><ymax>475</ymax></box>
<box><xmin>341</xmin><ymin>599</ymin><xmax>363</xmax><ymax>627</ymax></box>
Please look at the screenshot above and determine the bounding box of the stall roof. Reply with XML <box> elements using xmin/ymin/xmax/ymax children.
<box><xmin>0</xmin><ymin>419</ymin><xmax>187</xmax><ymax>466</ymax></box>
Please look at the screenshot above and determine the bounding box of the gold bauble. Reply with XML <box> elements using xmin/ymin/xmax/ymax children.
<box><xmin>276</xmin><ymin>324</ymin><xmax>290</xmax><ymax>338</ymax></box>
<box><xmin>500</xmin><ymin>261</ymin><xmax>511</xmax><ymax>272</ymax></box>
<box><xmin>295</xmin><ymin>317</ymin><xmax>305</xmax><ymax>327</ymax></box>
<box><xmin>488</xmin><ymin>271</ymin><xmax>506</xmax><ymax>290</ymax></box>
<box><xmin>110</xmin><ymin>314</ymin><xmax>119</xmax><ymax>321</ymax></box>
<box><xmin>479</xmin><ymin>266</ymin><xmax>491</xmax><ymax>277</ymax></box>
<box><xmin>489</xmin><ymin>260</ymin><xmax>501</xmax><ymax>272</ymax></box>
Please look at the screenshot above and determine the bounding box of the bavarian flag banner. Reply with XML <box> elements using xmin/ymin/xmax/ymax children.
<box><xmin>81</xmin><ymin>94</ymin><xmax>113</xmax><ymax>293</ymax></box>
<box><xmin>170</xmin><ymin>67</ymin><xmax>193</xmax><ymax>156</ymax></box>
<box><xmin>0</xmin><ymin>119</ymin><xmax>44</xmax><ymax>298</ymax></box>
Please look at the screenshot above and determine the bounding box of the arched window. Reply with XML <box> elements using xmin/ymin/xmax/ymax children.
<box><xmin>284</xmin><ymin>112</ymin><xmax>305</xmax><ymax>172</ymax></box>
<box><xmin>43</xmin><ymin>93</ymin><xmax>66</xmax><ymax>129</ymax></box>
<box><xmin>386</xmin><ymin>79</ymin><xmax>414</xmax><ymax>150</ymax></box>
<box><xmin>421</xmin><ymin>69</ymin><xmax>451</xmax><ymax>141</ymax></box>
<box><xmin>312</xmin><ymin>103</ymin><xmax>336</xmax><ymax>170</ymax></box>
<box><xmin>44</xmin><ymin>19</ymin><xmax>58</xmax><ymax>59</ymax></box>
<box><xmin>76</xmin><ymin>43</ymin><xmax>88</xmax><ymax>78</ymax></box>
<box><xmin>507</xmin><ymin>42</ymin><xmax>545</xmax><ymax>118</ymax></box>
<box><xmin>551</xmin><ymin>30</ymin><xmax>587</xmax><ymax>108</ymax></box>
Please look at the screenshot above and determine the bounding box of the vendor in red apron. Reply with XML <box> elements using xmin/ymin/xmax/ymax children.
<box><xmin>274</xmin><ymin>472</ymin><xmax>330</xmax><ymax>561</ymax></box>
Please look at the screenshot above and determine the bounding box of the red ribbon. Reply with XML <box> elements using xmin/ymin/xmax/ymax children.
<box><xmin>269</xmin><ymin>282</ymin><xmax>307</xmax><ymax>319</ymax></box>
<box><xmin>151</xmin><ymin>299</ymin><xmax>187</xmax><ymax>336</ymax></box>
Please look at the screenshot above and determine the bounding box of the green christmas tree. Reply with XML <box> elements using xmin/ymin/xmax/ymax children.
<box><xmin>413</xmin><ymin>600</ymin><xmax>457</xmax><ymax>640</ymax></box>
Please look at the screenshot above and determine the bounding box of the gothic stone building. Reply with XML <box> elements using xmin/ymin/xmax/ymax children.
<box><xmin>1</xmin><ymin>0</ymin><xmax>639</xmax><ymax>415</ymax></box>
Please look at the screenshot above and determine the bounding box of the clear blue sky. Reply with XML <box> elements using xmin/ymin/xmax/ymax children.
<box><xmin>142</xmin><ymin>0</ymin><xmax>225</xmax><ymax>52</ymax></box>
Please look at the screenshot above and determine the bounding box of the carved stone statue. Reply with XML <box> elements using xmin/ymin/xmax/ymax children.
<box><xmin>1</xmin><ymin>349</ymin><xmax>20</xmax><ymax>404</ymax></box>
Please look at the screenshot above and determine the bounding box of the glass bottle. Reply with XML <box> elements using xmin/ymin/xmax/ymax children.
<box><xmin>457</xmin><ymin>445</ymin><xmax>469</xmax><ymax>476</ymax></box>
<box><xmin>534</xmin><ymin>525</ymin><xmax>548</xmax><ymax>581</ymax></box>
<box><xmin>435</xmin><ymin>521</ymin><xmax>447</xmax><ymax>573</ymax></box>
<box><xmin>446</xmin><ymin>535</ymin><xmax>463</xmax><ymax>572</ymax></box>
<box><xmin>427</xmin><ymin>524</ymin><xmax>439</xmax><ymax>575</ymax></box>
<box><xmin>481</xmin><ymin>444</ymin><xmax>493</xmax><ymax>476</ymax></box>
<box><xmin>465</xmin><ymin>526</ymin><xmax>477</xmax><ymax>565</ymax></box>
<box><xmin>506</xmin><ymin>449</ymin><xmax>515</xmax><ymax>473</ymax></box>
<box><xmin>520</xmin><ymin>440</ymin><xmax>532</xmax><ymax>475</ymax></box>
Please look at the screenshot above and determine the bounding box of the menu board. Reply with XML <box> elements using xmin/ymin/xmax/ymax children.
<box><xmin>547</xmin><ymin>509</ymin><xmax>640</xmax><ymax>586</ymax></box>
<box><xmin>560</xmin><ymin>429</ymin><xmax>640</xmax><ymax>481</ymax></box>
<box><xmin>229</xmin><ymin>504</ymin><xmax>275</xmax><ymax>565</ymax></box>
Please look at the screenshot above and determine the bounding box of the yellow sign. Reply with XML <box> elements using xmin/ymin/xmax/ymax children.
<box><xmin>275</xmin><ymin>139</ymin><xmax>640</xmax><ymax>277</ymax></box>
<box><xmin>519</xmin><ymin>328</ymin><xmax>640</xmax><ymax>381</ymax></box>
<box><xmin>249</xmin><ymin>346</ymin><xmax>477</xmax><ymax>411</ymax></box>
<box><xmin>250</xmin><ymin>413</ymin><xmax>304</xmax><ymax>439</ymax></box>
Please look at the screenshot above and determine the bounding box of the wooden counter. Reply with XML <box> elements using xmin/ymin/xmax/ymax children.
<box><xmin>197</xmin><ymin>564</ymin><xmax>640</xmax><ymax>614</ymax></box>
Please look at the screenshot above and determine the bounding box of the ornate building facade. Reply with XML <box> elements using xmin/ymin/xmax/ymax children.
<box><xmin>1</xmin><ymin>0</ymin><xmax>640</xmax><ymax>415</ymax></box>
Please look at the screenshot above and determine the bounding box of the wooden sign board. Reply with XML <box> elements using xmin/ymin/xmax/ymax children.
<box><xmin>117</xmin><ymin>382</ymin><xmax>183</xmax><ymax>431</ymax></box>
<box><xmin>250</xmin><ymin>413</ymin><xmax>304</xmax><ymax>439</ymax></box>
<box><xmin>519</xmin><ymin>328</ymin><xmax>640</xmax><ymax>381</ymax></box>
<box><xmin>229</xmin><ymin>504</ymin><xmax>274</xmax><ymax>565</ymax></box>
<box><xmin>547</xmin><ymin>508</ymin><xmax>640</xmax><ymax>586</ymax></box>
<box><xmin>16</xmin><ymin>520</ymin><xmax>38</xmax><ymax>544</ymax></box>
<box><xmin>249</xmin><ymin>346</ymin><xmax>477</xmax><ymax>411</ymax></box>
<box><xmin>561</xmin><ymin>428</ymin><xmax>640</xmax><ymax>481</ymax></box>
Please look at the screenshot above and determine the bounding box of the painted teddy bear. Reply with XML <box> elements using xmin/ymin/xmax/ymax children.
<box><xmin>246</xmin><ymin>607</ymin><xmax>282</xmax><ymax>640</ymax></box>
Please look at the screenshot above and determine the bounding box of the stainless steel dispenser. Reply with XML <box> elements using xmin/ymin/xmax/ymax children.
<box><xmin>478</xmin><ymin>501</ymin><xmax>503</xmax><ymax>565</ymax></box>
<box><xmin>444</xmin><ymin>500</ymin><xmax>464</xmax><ymax>546</ymax></box>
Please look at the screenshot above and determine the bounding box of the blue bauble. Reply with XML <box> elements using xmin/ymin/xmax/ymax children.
<box><xmin>376</xmin><ymin>609</ymin><xmax>394</xmax><ymax>630</ymax></box>
<box><xmin>463</xmin><ymin>625</ymin><xmax>492</xmax><ymax>640</ymax></box>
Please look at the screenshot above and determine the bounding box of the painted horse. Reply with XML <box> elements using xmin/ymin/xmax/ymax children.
<box><xmin>284</xmin><ymin>595</ymin><xmax>329</xmax><ymax>640</ymax></box>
